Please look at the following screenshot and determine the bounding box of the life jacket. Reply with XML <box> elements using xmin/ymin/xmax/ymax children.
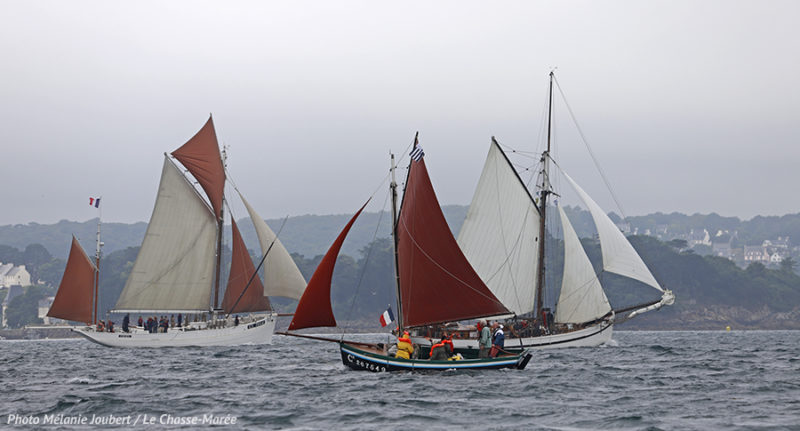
<box><xmin>429</xmin><ymin>341</ymin><xmax>446</xmax><ymax>357</ymax></box>
<box><xmin>394</xmin><ymin>331</ymin><xmax>413</xmax><ymax>359</ymax></box>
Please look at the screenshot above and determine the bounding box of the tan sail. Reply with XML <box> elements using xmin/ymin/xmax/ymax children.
<box><xmin>238</xmin><ymin>191</ymin><xmax>306</xmax><ymax>300</ymax></box>
<box><xmin>113</xmin><ymin>157</ymin><xmax>217</xmax><ymax>312</ymax></box>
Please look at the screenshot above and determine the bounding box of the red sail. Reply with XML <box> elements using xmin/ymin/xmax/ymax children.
<box><xmin>398</xmin><ymin>156</ymin><xmax>509</xmax><ymax>327</ymax></box>
<box><xmin>47</xmin><ymin>236</ymin><xmax>96</xmax><ymax>324</ymax></box>
<box><xmin>289</xmin><ymin>200</ymin><xmax>369</xmax><ymax>331</ymax></box>
<box><xmin>171</xmin><ymin>116</ymin><xmax>225</xmax><ymax>220</ymax></box>
<box><xmin>222</xmin><ymin>219</ymin><xmax>271</xmax><ymax>313</ymax></box>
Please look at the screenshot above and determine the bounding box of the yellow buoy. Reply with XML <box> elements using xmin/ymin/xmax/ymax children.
<box><xmin>726</xmin><ymin>325</ymin><xmax>731</xmax><ymax>331</ymax></box>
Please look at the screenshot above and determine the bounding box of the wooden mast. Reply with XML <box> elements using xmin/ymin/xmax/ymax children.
<box><xmin>213</xmin><ymin>144</ymin><xmax>227</xmax><ymax>311</ymax></box>
<box><xmin>390</xmin><ymin>151</ymin><xmax>403</xmax><ymax>333</ymax></box>
<box><xmin>535</xmin><ymin>71</ymin><xmax>554</xmax><ymax>321</ymax></box>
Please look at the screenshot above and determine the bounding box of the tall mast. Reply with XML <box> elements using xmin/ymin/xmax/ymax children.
<box><xmin>212</xmin><ymin>145</ymin><xmax>227</xmax><ymax>311</ymax></box>
<box><xmin>535</xmin><ymin>71</ymin><xmax>554</xmax><ymax>320</ymax></box>
<box><xmin>93</xmin><ymin>205</ymin><xmax>102</xmax><ymax>325</ymax></box>
<box><xmin>390</xmin><ymin>152</ymin><xmax>403</xmax><ymax>332</ymax></box>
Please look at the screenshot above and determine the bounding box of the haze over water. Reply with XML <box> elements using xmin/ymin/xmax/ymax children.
<box><xmin>2</xmin><ymin>331</ymin><xmax>798</xmax><ymax>430</ymax></box>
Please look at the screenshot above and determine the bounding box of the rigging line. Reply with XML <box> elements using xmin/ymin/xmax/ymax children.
<box><xmin>339</xmin><ymin>189</ymin><xmax>391</xmax><ymax>340</ymax></box>
<box><xmin>224</xmin><ymin>215</ymin><xmax>290</xmax><ymax>318</ymax></box>
<box><xmin>552</xmin><ymin>75</ymin><xmax>627</xmax><ymax>220</ymax></box>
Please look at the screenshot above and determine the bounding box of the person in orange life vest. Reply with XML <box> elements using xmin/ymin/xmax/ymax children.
<box><xmin>429</xmin><ymin>335</ymin><xmax>452</xmax><ymax>360</ymax></box>
<box><xmin>395</xmin><ymin>331</ymin><xmax>414</xmax><ymax>359</ymax></box>
<box><xmin>442</xmin><ymin>333</ymin><xmax>454</xmax><ymax>355</ymax></box>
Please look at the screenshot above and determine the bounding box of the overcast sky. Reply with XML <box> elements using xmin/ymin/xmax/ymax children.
<box><xmin>1</xmin><ymin>0</ymin><xmax>798</xmax><ymax>226</ymax></box>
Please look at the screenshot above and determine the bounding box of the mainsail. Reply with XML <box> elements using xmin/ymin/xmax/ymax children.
<box><xmin>238</xmin><ymin>192</ymin><xmax>306</xmax><ymax>300</ymax></box>
<box><xmin>457</xmin><ymin>138</ymin><xmax>541</xmax><ymax>316</ymax></box>
<box><xmin>555</xmin><ymin>204</ymin><xmax>612</xmax><ymax>324</ymax></box>
<box><xmin>288</xmin><ymin>202</ymin><xmax>368</xmax><ymax>331</ymax></box>
<box><xmin>221</xmin><ymin>219</ymin><xmax>270</xmax><ymax>313</ymax></box>
<box><xmin>562</xmin><ymin>171</ymin><xmax>663</xmax><ymax>292</ymax></box>
<box><xmin>48</xmin><ymin>236</ymin><xmax>96</xmax><ymax>323</ymax></box>
<box><xmin>397</xmin><ymin>151</ymin><xmax>509</xmax><ymax>327</ymax></box>
<box><xmin>113</xmin><ymin>157</ymin><xmax>217</xmax><ymax>312</ymax></box>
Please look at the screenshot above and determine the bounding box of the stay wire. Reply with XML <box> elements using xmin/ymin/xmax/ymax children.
<box><xmin>552</xmin><ymin>75</ymin><xmax>627</xmax><ymax>220</ymax></box>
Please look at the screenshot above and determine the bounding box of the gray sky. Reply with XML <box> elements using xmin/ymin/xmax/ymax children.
<box><xmin>1</xmin><ymin>0</ymin><xmax>798</xmax><ymax>226</ymax></box>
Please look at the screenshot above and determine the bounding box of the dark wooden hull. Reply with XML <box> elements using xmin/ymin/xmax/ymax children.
<box><xmin>339</xmin><ymin>342</ymin><xmax>532</xmax><ymax>372</ymax></box>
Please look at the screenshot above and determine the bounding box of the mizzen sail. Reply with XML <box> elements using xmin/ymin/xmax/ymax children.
<box><xmin>457</xmin><ymin>138</ymin><xmax>540</xmax><ymax>316</ymax></box>
<box><xmin>113</xmin><ymin>157</ymin><xmax>217</xmax><ymax>312</ymax></box>
<box><xmin>398</xmin><ymin>153</ymin><xmax>509</xmax><ymax>328</ymax></box>
<box><xmin>47</xmin><ymin>236</ymin><xmax>96</xmax><ymax>323</ymax></box>
<box><xmin>238</xmin><ymin>192</ymin><xmax>306</xmax><ymax>300</ymax></box>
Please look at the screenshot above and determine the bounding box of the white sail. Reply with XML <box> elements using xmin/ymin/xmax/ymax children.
<box><xmin>555</xmin><ymin>204</ymin><xmax>612</xmax><ymax>323</ymax></box>
<box><xmin>238</xmin><ymin>192</ymin><xmax>307</xmax><ymax>300</ymax></box>
<box><xmin>114</xmin><ymin>157</ymin><xmax>217</xmax><ymax>312</ymax></box>
<box><xmin>562</xmin><ymin>171</ymin><xmax>663</xmax><ymax>292</ymax></box>
<box><xmin>457</xmin><ymin>140</ymin><xmax>540</xmax><ymax>316</ymax></box>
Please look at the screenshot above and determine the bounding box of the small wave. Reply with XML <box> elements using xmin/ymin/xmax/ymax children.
<box><xmin>66</xmin><ymin>377</ymin><xmax>96</xmax><ymax>385</ymax></box>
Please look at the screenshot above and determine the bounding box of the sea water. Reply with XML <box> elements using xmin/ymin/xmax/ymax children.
<box><xmin>1</xmin><ymin>331</ymin><xmax>798</xmax><ymax>430</ymax></box>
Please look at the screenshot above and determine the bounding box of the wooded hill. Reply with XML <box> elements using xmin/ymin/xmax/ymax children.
<box><xmin>3</xmin><ymin>208</ymin><xmax>800</xmax><ymax>329</ymax></box>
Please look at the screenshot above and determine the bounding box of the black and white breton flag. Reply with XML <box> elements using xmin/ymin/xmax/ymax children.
<box><xmin>410</xmin><ymin>146</ymin><xmax>425</xmax><ymax>161</ymax></box>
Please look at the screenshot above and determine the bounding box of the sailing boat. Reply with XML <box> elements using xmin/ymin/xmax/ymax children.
<box><xmin>70</xmin><ymin>116</ymin><xmax>306</xmax><ymax>347</ymax></box>
<box><xmin>282</xmin><ymin>136</ymin><xmax>532</xmax><ymax>371</ymax></box>
<box><xmin>411</xmin><ymin>72</ymin><xmax>674</xmax><ymax>351</ymax></box>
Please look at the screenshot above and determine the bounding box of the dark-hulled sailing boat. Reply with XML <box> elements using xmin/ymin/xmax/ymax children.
<box><xmin>283</xmin><ymin>135</ymin><xmax>531</xmax><ymax>371</ymax></box>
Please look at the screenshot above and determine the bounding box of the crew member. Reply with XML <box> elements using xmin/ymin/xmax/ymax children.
<box><xmin>429</xmin><ymin>336</ymin><xmax>450</xmax><ymax>360</ymax></box>
<box><xmin>478</xmin><ymin>319</ymin><xmax>492</xmax><ymax>358</ymax></box>
<box><xmin>491</xmin><ymin>323</ymin><xmax>505</xmax><ymax>357</ymax></box>
<box><xmin>395</xmin><ymin>331</ymin><xmax>414</xmax><ymax>359</ymax></box>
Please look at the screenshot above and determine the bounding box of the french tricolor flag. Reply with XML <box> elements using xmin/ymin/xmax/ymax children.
<box><xmin>89</xmin><ymin>197</ymin><xmax>101</xmax><ymax>208</ymax></box>
<box><xmin>379</xmin><ymin>306</ymin><xmax>395</xmax><ymax>327</ymax></box>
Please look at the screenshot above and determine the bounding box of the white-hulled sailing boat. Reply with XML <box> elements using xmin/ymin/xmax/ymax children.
<box><xmin>281</xmin><ymin>136</ymin><xmax>531</xmax><ymax>372</ymax></box>
<box><xmin>70</xmin><ymin>117</ymin><xmax>306</xmax><ymax>347</ymax></box>
<box><xmin>410</xmin><ymin>72</ymin><xmax>674</xmax><ymax>351</ymax></box>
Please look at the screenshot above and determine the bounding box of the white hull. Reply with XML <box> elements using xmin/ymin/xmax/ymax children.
<box><xmin>412</xmin><ymin>321</ymin><xmax>613</xmax><ymax>351</ymax></box>
<box><xmin>73</xmin><ymin>314</ymin><xmax>276</xmax><ymax>348</ymax></box>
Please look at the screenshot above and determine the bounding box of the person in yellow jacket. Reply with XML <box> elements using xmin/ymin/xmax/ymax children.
<box><xmin>395</xmin><ymin>331</ymin><xmax>414</xmax><ymax>359</ymax></box>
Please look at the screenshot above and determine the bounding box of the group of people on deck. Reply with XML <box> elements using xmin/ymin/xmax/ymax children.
<box><xmin>136</xmin><ymin>314</ymin><xmax>185</xmax><ymax>333</ymax></box>
<box><xmin>393</xmin><ymin>319</ymin><xmax>508</xmax><ymax>361</ymax></box>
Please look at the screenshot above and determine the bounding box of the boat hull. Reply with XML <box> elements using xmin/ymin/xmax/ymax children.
<box><xmin>72</xmin><ymin>314</ymin><xmax>276</xmax><ymax>348</ymax></box>
<box><xmin>412</xmin><ymin>321</ymin><xmax>613</xmax><ymax>353</ymax></box>
<box><xmin>340</xmin><ymin>342</ymin><xmax>531</xmax><ymax>372</ymax></box>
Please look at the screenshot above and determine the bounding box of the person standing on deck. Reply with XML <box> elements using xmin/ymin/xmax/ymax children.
<box><xmin>478</xmin><ymin>319</ymin><xmax>492</xmax><ymax>358</ymax></box>
<box><xmin>491</xmin><ymin>323</ymin><xmax>505</xmax><ymax>357</ymax></box>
